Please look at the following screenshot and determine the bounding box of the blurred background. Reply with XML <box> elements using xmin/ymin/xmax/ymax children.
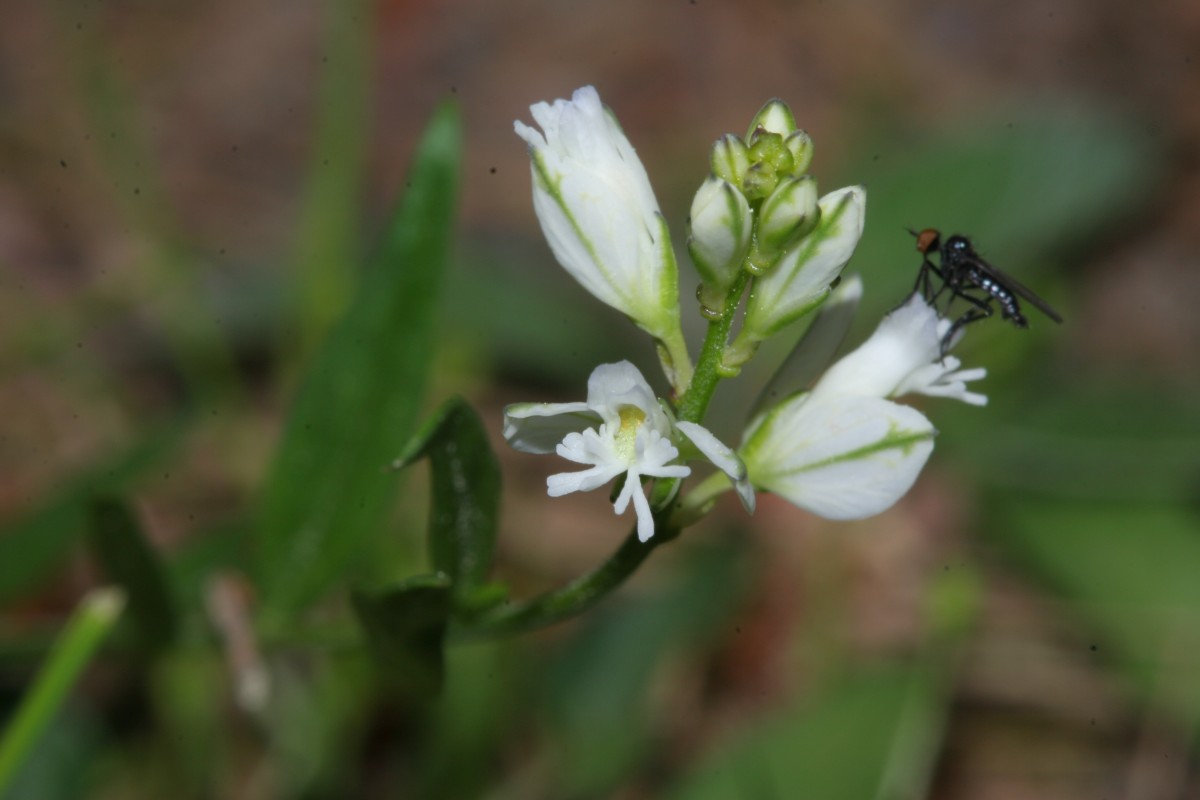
<box><xmin>2</xmin><ymin>0</ymin><xmax>1199</xmax><ymax>797</ymax></box>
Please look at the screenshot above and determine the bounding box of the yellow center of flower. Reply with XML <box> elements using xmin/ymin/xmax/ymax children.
<box><xmin>612</xmin><ymin>406</ymin><xmax>646</xmax><ymax>461</ymax></box>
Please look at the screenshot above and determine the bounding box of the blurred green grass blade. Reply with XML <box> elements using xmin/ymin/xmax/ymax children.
<box><xmin>293</xmin><ymin>0</ymin><xmax>372</xmax><ymax>347</ymax></box>
<box><xmin>0</xmin><ymin>588</ymin><xmax>125</xmax><ymax>795</ymax></box>
<box><xmin>669</xmin><ymin>662</ymin><xmax>940</xmax><ymax>800</ymax></box>
<box><xmin>542</xmin><ymin>542</ymin><xmax>749</xmax><ymax>795</ymax></box>
<box><xmin>0</xmin><ymin>423</ymin><xmax>185</xmax><ymax>605</ymax></box>
<box><xmin>392</xmin><ymin>398</ymin><xmax>500</xmax><ymax>605</ymax></box>
<box><xmin>417</xmin><ymin>642</ymin><xmax>516</xmax><ymax>800</ymax></box>
<box><xmin>256</xmin><ymin>102</ymin><xmax>461</xmax><ymax>617</ymax></box>
<box><xmin>991</xmin><ymin>499</ymin><xmax>1200</xmax><ymax>726</ymax></box>
<box><xmin>351</xmin><ymin>575</ymin><xmax>451</xmax><ymax>697</ymax></box>
<box><xmin>86</xmin><ymin>498</ymin><xmax>177</xmax><ymax>651</ymax></box>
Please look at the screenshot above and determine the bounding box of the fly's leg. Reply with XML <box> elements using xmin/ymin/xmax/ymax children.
<box><xmin>940</xmin><ymin>293</ymin><xmax>994</xmax><ymax>356</ymax></box>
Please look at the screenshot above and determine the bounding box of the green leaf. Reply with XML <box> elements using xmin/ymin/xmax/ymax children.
<box><xmin>393</xmin><ymin>398</ymin><xmax>500</xmax><ymax>605</ymax></box>
<box><xmin>0</xmin><ymin>423</ymin><xmax>184</xmax><ymax>605</ymax></box>
<box><xmin>542</xmin><ymin>541</ymin><xmax>750</xmax><ymax>796</ymax></box>
<box><xmin>350</xmin><ymin>576</ymin><xmax>452</xmax><ymax>696</ymax></box>
<box><xmin>256</xmin><ymin>101</ymin><xmax>461</xmax><ymax>618</ymax></box>
<box><xmin>291</xmin><ymin>0</ymin><xmax>373</xmax><ymax>346</ymax></box>
<box><xmin>85</xmin><ymin>497</ymin><xmax>178</xmax><ymax>651</ymax></box>
<box><xmin>669</xmin><ymin>662</ymin><xmax>942</xmax><ymax>800</ymax></box>
<box><xmin>990</xmin><ymin>499</ymin><xmax>1200</xmax><ymax>727</ymax></box>
<box><xmin>0</xmin><ymin>588</ymin><xmax>125</xmax><ymax>795</ymax></box>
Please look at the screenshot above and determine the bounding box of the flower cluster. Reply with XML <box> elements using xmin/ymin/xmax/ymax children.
<box><xmin>507</xmin><ymin>86</ymin><xmax>985</xmax><ymax>541</ymax></box>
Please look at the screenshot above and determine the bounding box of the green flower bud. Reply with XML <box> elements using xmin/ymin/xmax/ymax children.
<box><xmin>710</xmin><ymin>134</ymin><xmax>750</xmax><ymax>187</ymax></box>
<box><xmin>688</xmin><ymin>176</ymin><xmax>753</xmax><ymax>298</ymax></box>
<box><xmin>785</xmin><ymin>130</ymin><xmax>814</xmax><ymax>175</ymax></box>
<box><xmin>756</xmin><ymin>175</ymin><xmax>819</xmax><ymax>258</ymax></box>
<box><xmin>741</xmin><ymin>162</ymin><xmax>777</xmax><ymax>202</ymax></box>
<box><xmin>747</xmin><ymin>98</ymin><xmax>797</xmax><ymax>140</ymax></box>
<box><xmin>739</xmin><ymin>185</ymin><xmax>867</xmax><ymax>343</ymax></box>
<box><xmin>746</xmin><ymin>131</ymin><xmax>794</xmax><ymax>179</ymax></box>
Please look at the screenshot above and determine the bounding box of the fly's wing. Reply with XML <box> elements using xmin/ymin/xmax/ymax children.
<box><xmin>963</xmin><ymin>255</ymin><xmax>1064</xmax><ymax>323</ymax></box>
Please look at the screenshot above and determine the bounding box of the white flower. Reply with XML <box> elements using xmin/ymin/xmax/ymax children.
<box><xmin>740</xmin><ymin>394</ymin><xmax>935</xmax><ymax>520</ymax></box>
<box><xmin>811</xmin><ymin>292</ymin><xmax>987</xmax><ymax>407</ymax></box>
<box><xmin>504</xmin><ymin>361</ymin><xmax>753</xmax><ymax>542</ymax></box>
<box><xmin>514</xmin><ymin>87</ymin><xmax>687</xmax><ymax>384</ymax></box>
<box><xmin>739</xmin><ymin>291</ymin><xmax>986</xmax><ymax>520</ymax></box>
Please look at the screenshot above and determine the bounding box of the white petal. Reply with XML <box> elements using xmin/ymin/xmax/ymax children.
<box><xmin>503</xmin><ymin>402</ymin><xmax>597</xmax><ymax>454</ymax></box>
<box><xmin>609</xmin><ymin>468</ymin><xmax>661</xmax><ymax>542</ymax></box>
<box><xmin>810</xmin><ymin>291</ymin><xmax>941</xmax><ymax>401</ymax></box>
<box><xmin>547</xmin><ymin>462</ymin><xmax>624</xmax><ymax>496</ymax></box>
<box><xmin>631</xmin><ymin>481</ymin><xmax>656</xmax><ymax>541</ymax></box>
<box><xmin>586</xmin><ymin>361</ymin><xmax>668</xmax><ymax>430</ymax></box>
<box><xmin>743</xmin><ymin>395</ymin><xmax>935</xmax><ymax>520</ymax></box>
<box><xmin>676</xmin><ymin>421</ymin><xmax>755</xmax><ymax>513</ymax></box>
<box><xmin>634</xmin><ymin>428</ymin><xmax>690</xmax><ymax>477</ymax></box>
<box><xmin>516</xmin><ymin>86</ymin><xmax>676</xmax><ymax>337</ymax></box>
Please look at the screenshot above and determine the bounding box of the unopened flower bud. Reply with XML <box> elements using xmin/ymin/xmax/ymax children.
<box><xmin>785</xmin><ymin>130</ymin><xmax>814</xmax><ymax>175</ymax></box>
<box><xmin>710</xmin><ymin>134</ymin><xmax>750</xmax><ymax>187</ymax></box>
<box><xmin>747</xmin><ymin>131</ymin><xmax>794</xmax><ymax>179</ymax></box>
<box><xmin>688</xmin><ymin>176</ymin><xmax>753</xmax><ymax>297</ymax></box>
<box><xmin>747</xmin><ymin>98</ymin><xmax>797</xmax><ymax>140</ymax></box>
<box><xmin>740</xmin><ymin>185</ymin><xmax>866</xmax><ymax>342</ymax></box>
<box><xmin>756</xmin><ymin>175</ymin><xmax>819</xmax><ymax>257</ymax></box>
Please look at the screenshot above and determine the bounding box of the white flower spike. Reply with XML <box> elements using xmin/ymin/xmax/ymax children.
<box><xmin>504</xmin><ymin>361</ymin><xmax>752</xmax><ymax>542</ymax></box>
<box><xmin>740</xmin><ymin>291</ymin><xmax>986</xmax><ymax>520</ymax></box>
<box><xmin>514</xmin><ymin>87</ymin><xmax>692</xmax><ymax>389</ymax></box>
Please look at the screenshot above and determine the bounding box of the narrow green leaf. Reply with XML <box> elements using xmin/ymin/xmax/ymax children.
<box><xmin>292</xmin><ymin>0</ymin><xmax>373</xmax><ymax>346</ymax></box>
<box><xmin>85</xmin><ymin>498</ymin><xmax>177</xmax><ymax>651</ymax></box>
<box><xmin>351</xmin><ymin>576</ymin><xmax>451</xmax><ymax>696</ymax></box>
<box><xmin>393</xmin><ymin>398</ymin><xmax>500</xmax><ymax>603</ymax></box>
<box><xmin>256</xmin><ymin>102</ymin><xmax>461</xmax><ymax>618</ymax></box>
<box><xmin>0</xmin><ymin>588</ymin><xmax>125</xmax><ymax>795</ymax></box>
<box><xmin>0</xmin><ymin>423</ymin><xmax>184</xmax><ymax>605</ymax></box>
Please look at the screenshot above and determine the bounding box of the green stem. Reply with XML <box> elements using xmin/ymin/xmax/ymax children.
<box><xmin>676</xmin><ymin>271</ymin><xmax>750</xmax><ymax>423</ymax></box>
<box><xmin>0</xmin><ymin>589</ymin><xmax>125</xmax><ymax>793</ymax></box>
<box><xmin>459</xmin><ymin>522</ymin><xmax>673</xmax><ymax>638</ymax></box>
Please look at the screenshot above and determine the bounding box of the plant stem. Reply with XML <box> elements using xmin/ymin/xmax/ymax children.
<box><xmin>457</xmin><ymin>522</ymin><xmax>672</xmax><ymax>638</ymax></box>
<box><xmin>675</xmin><ymin>271</ymin><xmax>749</xmax><ymax>424</ymax></box>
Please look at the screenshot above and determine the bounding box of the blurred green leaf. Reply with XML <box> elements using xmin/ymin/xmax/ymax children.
<box><xmin>991</xmin><ymin>499</ymin><xmax>1200</xmax><ymax>727</ymax></box>
<box><xmin>86</xmin><ymin>498</ymin><xmax>177</xmax><ymax>651</ymax></box>
<box><xmin>393</xmin><ymin>398</ymin><xmax>500</xmax><ymax>607</ymax></box>
<box><xmin>351</xmin><ymin>575</ymin><xmax>452</xmax><ymax>697</ymax></box>
<box><xmin>0</xmin><ymin>707</ymin><xmax>98</xmax><ymax>800</ymax></box>
<box><xmin>256</xmin><ymin>101</ymin><xmax>461</xmax><ymax>618</ymax></box>
<box><xmin>0</xmin><ymin>423</ymin><xmax>184</xmax><ymax>605</ymax></box>
<box><xmin>292</xmin><ymin>0</ymin><xmax>373</xmax><ymax>346</ymax></box>
<box><xmin>940</xmin><ymin>378</ymin><xmax>1200</xmax><ymax>504</ymax></box>
<box><xmin>417</xmin><ymin>642</ymin><xmax>519</xmax><ymax>800</ymax></box>
<box><xmin>669</xmin><ymin>662</ymin><xmax>942</xmax><ymax>800</ymax></box>
<box><xmin>542</xmin><ymin>540</ymin><xmax>749</xmax><ymax>796</ymax></box>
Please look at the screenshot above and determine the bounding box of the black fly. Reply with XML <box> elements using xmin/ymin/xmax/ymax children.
<box><xmin>910</xmin><ymin>228</ymin><xmax>1063</xmax><ymax>348</ymax></box>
